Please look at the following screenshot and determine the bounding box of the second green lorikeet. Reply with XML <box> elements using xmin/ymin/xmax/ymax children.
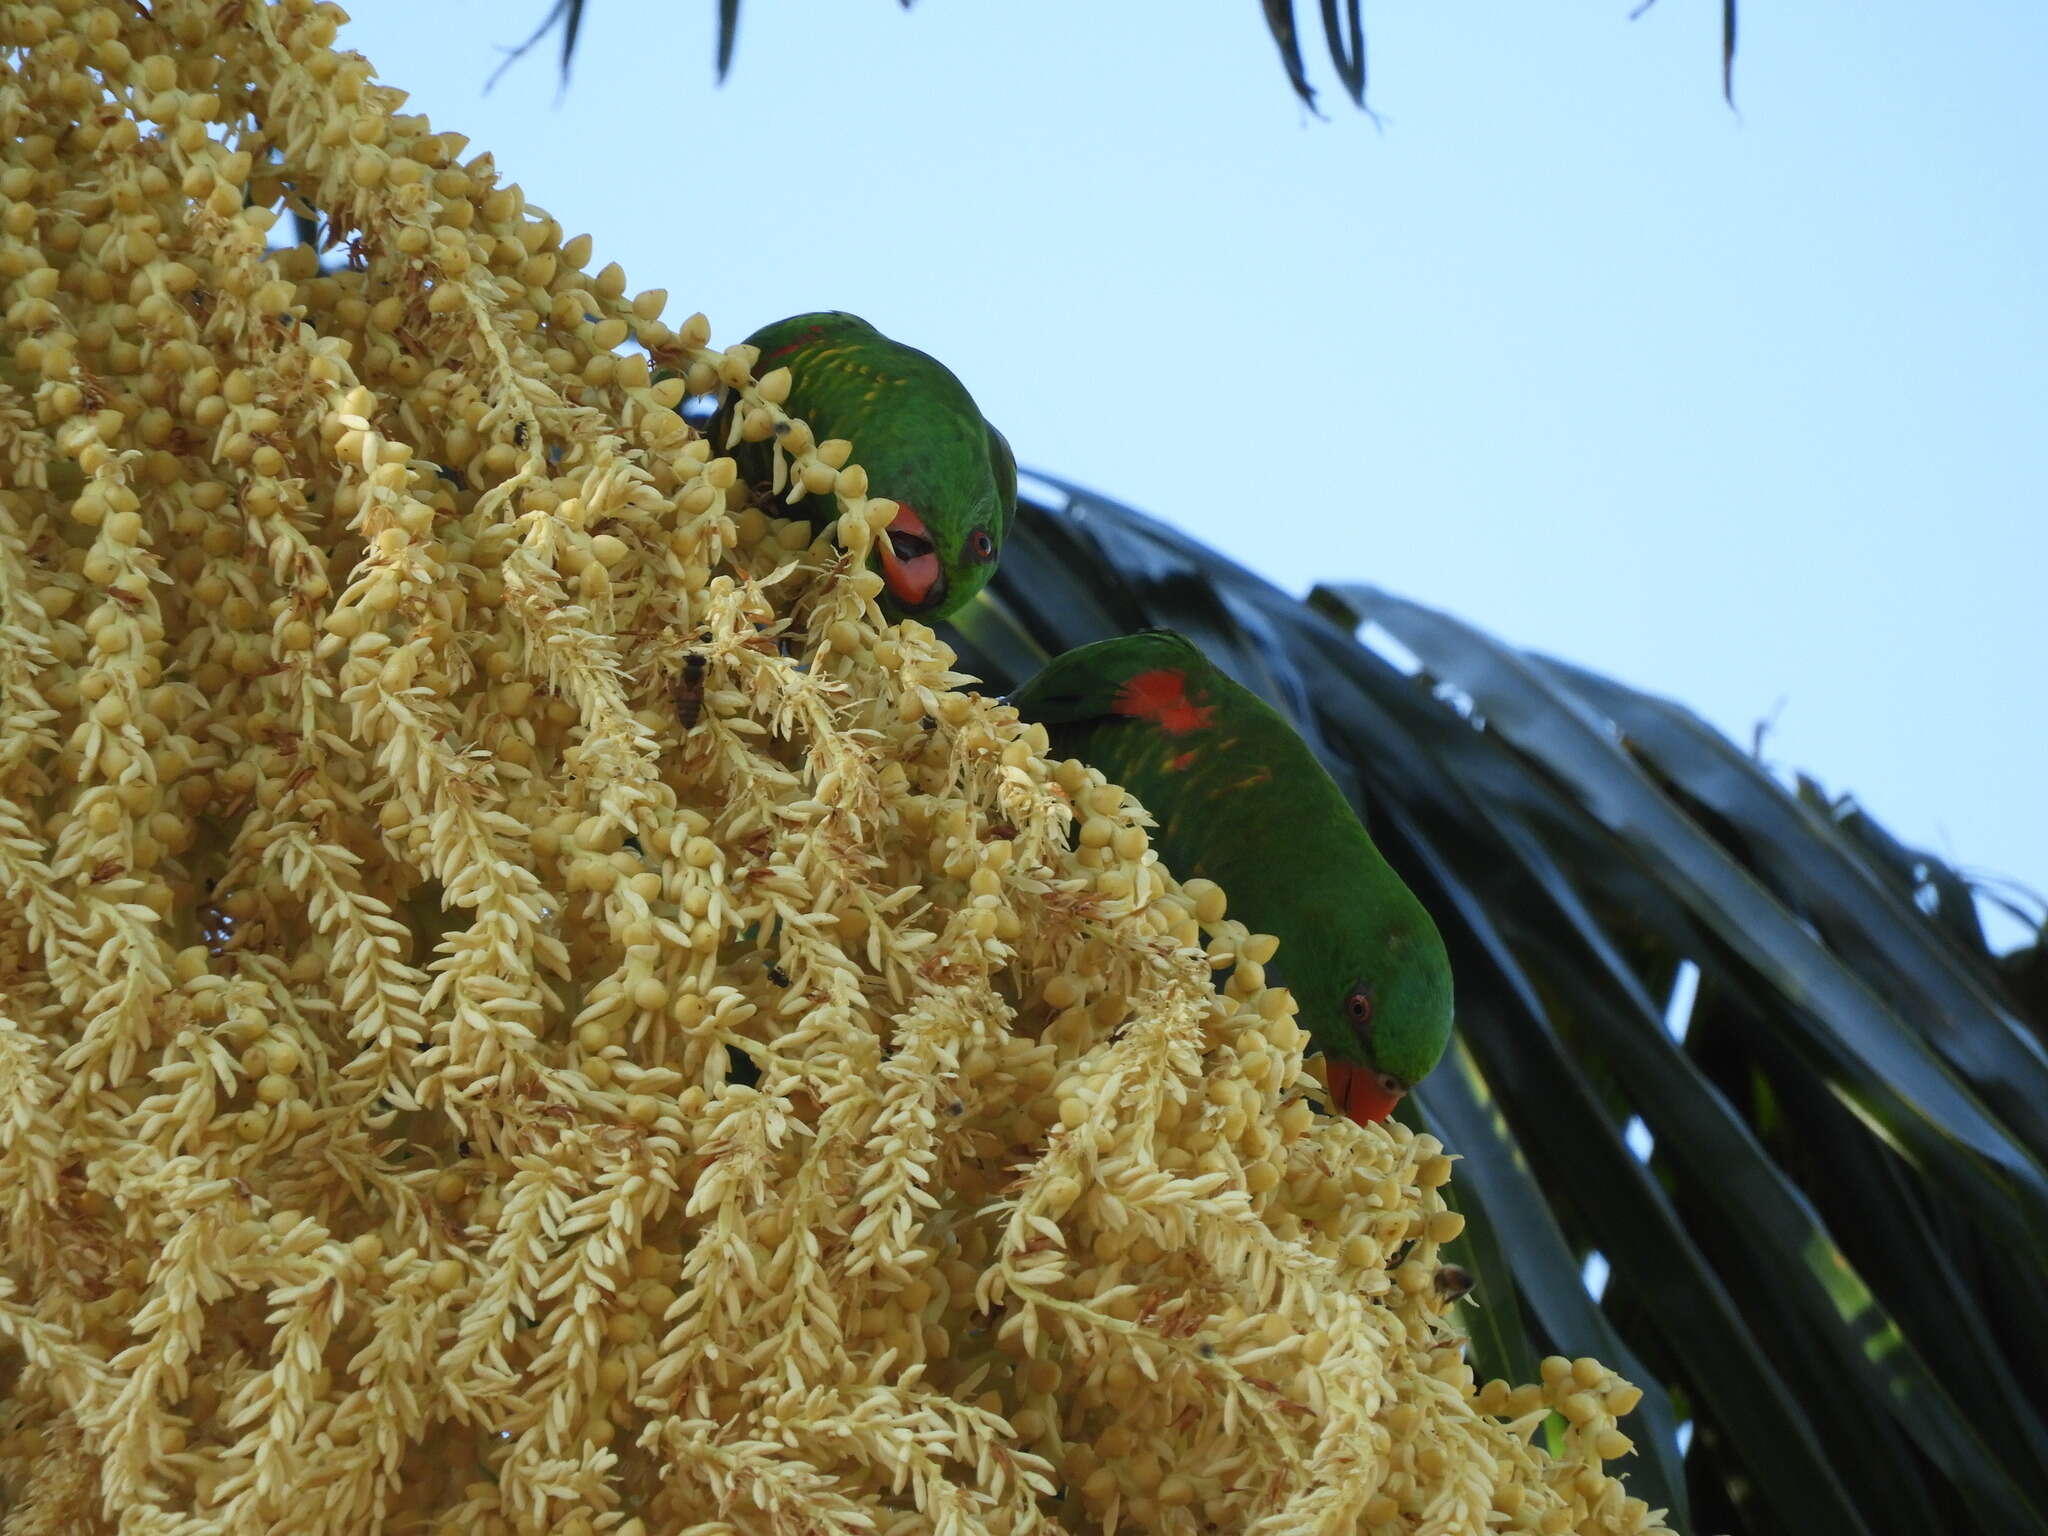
<box><xmin>1010</xmin><ymin>630</ymin><xmax>1454</xmax><ymax>1124</ymax></box>
<box><xmin>734</xmin><ymin>312</ymin><xmax>1016</xmax><ymax>624</ymax></box>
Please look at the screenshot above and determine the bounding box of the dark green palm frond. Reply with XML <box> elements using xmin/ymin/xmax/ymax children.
<box><xmin>494</xmin><ymin>1</ymin><xmax>1740</xmax><ymax>111</ymax></box>
<box><xmin>717</xmin><ymin>0</ymin><xmax>741</xmax><ymax>80</ymax></box>
<box><xmin>1258</xmin><ymin>0</ymin><xmax>1325</xmax><ymax>113</ymax></box>
<box><xmin>1631</xmin><ymin>0</ymin><xmax>1740</xmax><ymax>104</ymax></box>
<box><xmin>938</xmin><ymin>475</ymin><xmax>2048</xmax><ymax>1536</ymax></box>
<box><xmin>487</xmin><ymin>0</ymin><xmax>584</xmax><ymax>93</ymax></box>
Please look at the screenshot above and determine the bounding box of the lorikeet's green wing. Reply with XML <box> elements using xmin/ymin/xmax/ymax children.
<box><xmin>739</xmin><ymin>312</ymin><xmax>1014</xmax><ymax>623</ymax></box>
<box><xmin>1011</xmin><ymin>630</ymin><xmax>1454</xmax><ymax>1124</ymax></box>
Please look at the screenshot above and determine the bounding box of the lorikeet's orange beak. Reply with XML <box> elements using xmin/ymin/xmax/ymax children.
<box><xmin>874</xmin><ymin>502</ymin><xmax>944</xmax><ymax>612</ymax></box>
<box><xmin>1328</xmin><ymin>1059</ymin><xmax>1404</xmax><ymax>1125</ymax></box>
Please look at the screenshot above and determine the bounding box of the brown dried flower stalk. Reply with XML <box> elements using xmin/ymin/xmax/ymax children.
<box><xmin>0</xmin><ymin>3</ymin><xmax>1675</xmax><ymax>1533</ymax></box>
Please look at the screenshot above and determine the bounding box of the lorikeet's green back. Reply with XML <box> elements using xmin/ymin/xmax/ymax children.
<box><xmin>1010</xmin><ymin>630</ymin><xmax>1454</xmax><ymax>1123</ymax></box>
<box><xmin>738</xmin><ymin>312</ymin><xmax>1015</xmax><ymax>623</ymax></box>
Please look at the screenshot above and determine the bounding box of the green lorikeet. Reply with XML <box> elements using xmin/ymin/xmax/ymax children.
<box><xmin>1010</xmin><ymin>630</ymin><xmax>1454</xmax><ymax>1124</ymax></box>
<box><xmin>736</xmin><ymin>312</ymin><xmax>1016</xmax><ymax>624</ymax></box>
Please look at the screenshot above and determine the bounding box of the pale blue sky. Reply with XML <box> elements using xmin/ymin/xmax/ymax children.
<box><xmin>338</xmin><ymin>0</ymin><xmax>2048</xmax><ymax>945</ymax></box>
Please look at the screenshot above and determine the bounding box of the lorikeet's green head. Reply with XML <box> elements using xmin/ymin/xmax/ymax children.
<box><xmin>870</xmin><ymin>418</ymin><xmax>1014</xmax><ymax>624</ymax></box>
<box><xmin>740</xmin><ymin>312</ymin><xmax>1015</xmax><ymax>624</ymax></box>
<box><xmin>1289</xmin><ymin>905</ymin><xmax>1455</xmax><ymax>1125</ymax></box>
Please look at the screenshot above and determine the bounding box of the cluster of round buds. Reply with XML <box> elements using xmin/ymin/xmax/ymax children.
<box><xmin>0</xmin><ymin>4</ymin><xmax>1668</xmax><ymax>1534</ymax></box>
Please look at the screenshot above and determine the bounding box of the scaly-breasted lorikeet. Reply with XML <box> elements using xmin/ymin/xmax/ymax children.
<box><xmin>734</xmin><ymin>312</ymin><xmax>1015</xmax><ymax>624</ymax></box>
<box><xmin>1010</xmin><ymin>630</ymin><xmax>1454</xmax><ymax>1124</ymax></box>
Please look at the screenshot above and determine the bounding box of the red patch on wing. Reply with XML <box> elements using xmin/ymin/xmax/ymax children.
<box><xmin>1327</xmin><ymin>1060</ymin><xmax>1403</xmax><ymax>1126</ymax></box>
<box><xmin>763</xmin><ymin>324</ymin><xmax>827</xmax><ymax>361</ymax></box>
<box><xmin>1113</xmin><ymin>669</ymin><xmax>1214</xmax><ymax>735</ymax></box>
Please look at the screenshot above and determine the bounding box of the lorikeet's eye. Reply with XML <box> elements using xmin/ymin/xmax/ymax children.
<box><xmin>1344</xmin><ymin>984</ymin><xmax>1375</xmax><ymax>1041</ymax></box>
<box><xmin>967</xmin><ymin>527</ymin><xmax>996</xmax><ymax>561</ymax></box>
